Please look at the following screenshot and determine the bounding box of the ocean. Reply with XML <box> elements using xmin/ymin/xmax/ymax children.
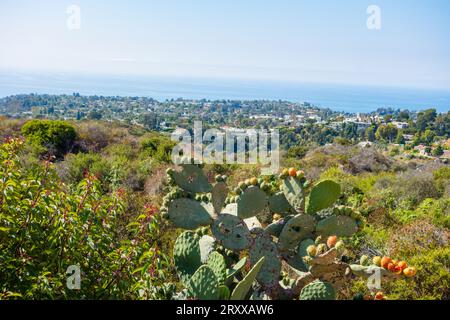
<box><xmin>0</xmin><ymin>71</ymin><xmax>449</xmax><ymax>113</ymax></box>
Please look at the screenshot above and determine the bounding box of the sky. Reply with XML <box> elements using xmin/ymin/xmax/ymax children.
<box><xmin>0</xmin><ymin>0</ymin><xmax>450</xmax><ymax>90</ymax></box>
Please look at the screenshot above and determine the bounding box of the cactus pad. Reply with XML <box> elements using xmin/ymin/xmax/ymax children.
<box><xmin>237</xmin><ymin>186</ymin><xmax>268</xmax><ymax>219</ymax></box>
<box><xmin>316</xmin><ymin>215</ymin><xmax>358</xmax><ymax>237</ymax></box>
<box><xmin>186</xmin><ymin>265</ymin><xmax>220</xmax><ymax>300</ymax></box>
<box><xmin>167</xmin><ymin>198</ymin><xmax>214</xmax><ymax>229</ymax></box>
<box><xmin>230</xmin><ymin>257</ymin><xmax>265</xmax><ymax>300</ymax></box>
<box><xmin>211</xmin><ymin>214</ymin><xmax>252</xmax><ymax>250</ymax></box>
<box><xmin>265</xmin><ymin>215</ymin><xmax>293</xmax><ymax>238</ymax></box>
<box><xmin>249</xmin><ymin>230</ymin><xmax>281</xmax><ymax>287</ymax></box>
<box><xmin>212</xmin><ymin>182</ymin><xmax>228</xmax><ymax>214</ymax></box>
<box><xmin>281</xmin><ymin>177</ymin><xmax>304</xmax><ymax>212</ymax></box>
<box><xmin>173</xmin><ymin>164</ymin><xmax>212</xmax><ymax>193</ymax></box>
<box><xmin>285</xmin><ymin>238</ymin><xmax>315</xmax><ymax>272</ymax></box>
<box><xmin>278</xmin><ymin>214</ymin><xmax>316</xmax><ymax>250</ymax></box>
<box><xmin>305</xmin><ymin>180</ymin><xmax>341</xmax><ymax>214</ymax></box>
<box><xmin>207</xmin><ymin>251</ymin><xmax>228</xmax><ymax>283</ymax></box>
<box><xmin>268</xmin><ymin>192</ymin><xmax>292</xmax><ymax>215</ymax></box>
<box><xmin>299</xmin><ymin>280</ymin><xmax>336</xmax><ymax>300</ymax></box>
<box><xmin>173</xmin><ymin>231</ymin><xmax>202</xmax><ymax>284</ymax></box>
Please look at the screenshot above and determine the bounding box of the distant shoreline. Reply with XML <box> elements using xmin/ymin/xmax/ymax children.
<box><xmin>0</xmin><ymin>72</ymin><xmax>449</xmax><ymax>113</ymax></box>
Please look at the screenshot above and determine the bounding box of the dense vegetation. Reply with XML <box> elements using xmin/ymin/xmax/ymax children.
<box><xmin>0</xmin><ymin>117</ymin><xmax>448</xmax><ymax>300</ymax></box>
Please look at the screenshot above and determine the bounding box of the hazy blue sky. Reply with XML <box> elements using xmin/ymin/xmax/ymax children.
<box><xmin>1</xmin><ymin>0</ymin><xmax>449</xmax><ymax>89</ymax></box>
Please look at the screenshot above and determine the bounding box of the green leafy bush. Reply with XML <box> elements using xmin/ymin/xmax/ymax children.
<box><xmin>21</xmin><ymin>120</ymin><xmax>77</xmax><ymax>157</ymax></box>
<box><xmin>0</xmin><ymin>138</ymin><xmax>171</xmax><ymax>299</ymax></box>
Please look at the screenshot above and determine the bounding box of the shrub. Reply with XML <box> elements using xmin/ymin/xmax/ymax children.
<box><xmin>385</xmin><ymin>247</ymin><xmax>450</xmax><ymax>300</ymax></box>
<box><xmin>0</xmin><ymin>138</ymin><xmax>171</xmax><ymax>299</ymax></box>
<box><xmin>21</xmin><ymin>120</ymin><xmax>77</xmax><ymax>157</ymax></box>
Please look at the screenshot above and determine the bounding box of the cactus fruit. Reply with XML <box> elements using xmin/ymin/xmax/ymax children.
<box><xmin>373</xmin><ymin>256</ymin><xmax>382</xmax><ymax>267</ymax></box>
<box><xmin>172</xmin><ymin>164</ymin><xmax>212</xmax><ymax>193</ymax></box>
<box><xmin>278</xmin><ymin>214</ymin><xmax>316</xmax><ymax>250</ymax></box>
<box><xmin>230</xmin><ymin>257</ymin><xmax>265</xmax><ymax>300</ymax></box>
<box><xmin>316</xmin><ymin>215</ymin><xmax>358</xmax><ymax>237</ymax></box>
<box><xmin>211</xmin><ymin>214</ymin><xmax>251</xmax><ymax>250</ymax></box>
<box><xmin>236</xmin><ymin>186</ymin><xmax>268</xmax><ymax>219</ymax></box>
<box><xmin>280</xmin><ymin>176</ymin><xmax>305</xmax><ymax>212</ymax></box>
<box><xmin>268</xmin><ymin>192</ymin><xmax>292</xmax><ymax>215</ymax></box>
<box><xmin>299</xmin><ymin>280</ymin><xmax>336</xmax><ymax>300</ymax></box>
<box><xmin>173</xmin><ymin>231</ymin><xmax>202</xmax><ymax>284</ymax></box>
<box><xmin>288</xmin><ymin>168</ymin><xmax>297</xmax><ymax>177</ymax></box>
<box><xmin>186</xmin><ymin>265</ymin><xmax>220</xmax><ymax>300</ymax></box>
<box><xmin>212</xmin><ymin>182</ymin><xmax>228</xmax><ymax>214</ymax></box>
<box><xmin>307</xmin><ymin>245</ymin><xmax>317</xmax><ymax>257</ymax></box>
<box><xmin>305</xmin><ymin>180</ymin><xmax>341</xmax><ymax>215</ymax></box>
<box><xmin>360</xmin><ymin>255</ymin><xmax>370</xmax><ymax>266</ymax></box>
<box><xmin>326</xmin><ymin>235</ymin><xmax>338</xmax><ymax>249</ymax></box>
<box><xmin>167</xmin><ymin>198</ymin><xmax>214</xmax><ymax>229</ymax></box>
<box><xmin>207</xmin><ymin>251</ymin><xmax>228</xmax><ymax>283</ymax></box>
<box><xmin>316</xmin><ymin>243</ymin><xmax>327</xmax><ymax>255</ymax></box>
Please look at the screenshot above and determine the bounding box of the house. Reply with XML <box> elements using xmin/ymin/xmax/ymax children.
<box><xmin>441</xmin><ymin>150</ymin><xmax>450</xmax><ymax>159</ymax></box>
<box><xmin>414</xmin><ymin>144</ymin><xmax>429</xmax><ymax>156</ymax></box>
<box><xmin>392</xmin><ymin>121</ymin><xmax>409</xmax><ymax>129</ymax></box>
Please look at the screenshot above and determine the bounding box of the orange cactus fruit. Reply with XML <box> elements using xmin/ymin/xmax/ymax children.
<box><xmin>288</xmin><ymin>167</ymin><xmax>297</xmax><ymax>177</ymax></box>
<box><xmin>398</xmin><ymin>261</ymin><xmax>408</xmax><ymax>270</ymax></box>
<box><xmin>381</xmin><ymin>256</ymin><xmax>392</xmax><ymax>269</ymax></box>
<box><xmin>387</xmin><ymin>262</ymin><xmax>396</xmax><ymax>272</ymax></box>
<box><xmin>393</xmin><ymin>265</ymin><xmax>403</xmax><ymax>275</ymax></box>
<box><xmin>374</xmin><ymin>292</ymin><xmax>384</xmax><ymax>300</ymax></box>
<box><xmin>403</xmin><ymin>267</ymin><xmax>417</xmax><ymax>278</ymax></box>
<box><xmin>326</xmin><ymin>235</ymin><xmax>338</xmax><ymax>249</ymax></box>
<box><xmin>250</xmin><ymin>177</ymin><xmax>258</xmax><ymax>186</ymax></box>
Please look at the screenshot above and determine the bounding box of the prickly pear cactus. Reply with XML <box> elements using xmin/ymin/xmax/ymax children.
<box><xmin>265</xmin><ymin>215</ymin><xmax>293</xmax><ymax>238</ymax></box>
<box><xmin>163</xmin><ymin>165</ymin><xmax>410</xmax><ymax>300</ymax></box>
<box><xmin>249</xmin><ymin>229</ymin><xmax>281</xmax><ymax>287</ymax></box>
<box><xmin>207</xmin><ymin>251</ymin><xmax>228</xmax><ymax>283</ymax></box>
<box><xmin>211</xmin><ymin>214</ymin><xmax>252</xmax><ymax>250</ymax></box>
<box><xmin>186</xmin><ymin>265</ymin><xmax>220</xmax><ymax>300</ymax></box>
<box><xmin>230</xmin><ymin>257</ymin><xmax>265</xmax><ymax>300</ymax></box>
<box><xmin>278</xmin><ymin>214</ymin><xmax>316</xmax><ymax>250</ymax></box>
<box><xmin>172</xmin><ymin>164</ymin><xmax>212</xmax><ymax>193</ymax></box>
<box><xmin>299</xmin><ymin>280</ymin><xmax>336</xmax><ymax>300</ymax></box>
<box><xmin>305</xmin><ymin>180</ymin><xmax>341</xmax><ymax>214</ymax></box>
<box><xmin>268</xmin><ymin>192</ymin><xmax>292</xmax><ymax>215</ymax></box>
<box><xmin>237</xmin><ymin>186</ymin><xmax>267</xmax><ymax>219</ymax></box>
<box><xmin>173</xmin><ymin>231</ymin><xmax>202</xmax><ymax>284</ymax></box>
<box><xmin>167</xmin><ymin>198</ymin><xmax>214</xmax><ymax>229</ymax></box>
<box><xmin>212</xmin><ymin>182</ymin><xmax>228</xmax><ymax>214</ymax></box>
<box><xmin>316</xmin><ymin>215</ymin><xmax>358</xmax><ymax>237</ymax></box>
<box><xmin>281</xmin><ymin>176</ymin><xmax>304</xmax><ymax>212</ymax></box>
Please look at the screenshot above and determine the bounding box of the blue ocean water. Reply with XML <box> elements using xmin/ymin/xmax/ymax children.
<box><xmin>0</xmin><ymin>71</ymin><xmax>449</xmax><ymax>113</ymax></box>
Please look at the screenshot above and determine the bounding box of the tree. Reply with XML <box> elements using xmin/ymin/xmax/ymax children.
<box><xmin>416</xmin><ymin>109</ymin><xmax>437</xmax><ymax>132</ymax></box>
<box><xmin>432</xmin><ymin>145</ymin><xmax>444</xmax><ymax>157</ymax></box>
<box><xmin>375</xmin><ymin>124</ymin><xmax>398</xmax><ymax>143</ymax></box>
<box><xmin>365</xmin><ymin>125</ymin><xmax>377</xmax><ymax>142</ymax></box>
